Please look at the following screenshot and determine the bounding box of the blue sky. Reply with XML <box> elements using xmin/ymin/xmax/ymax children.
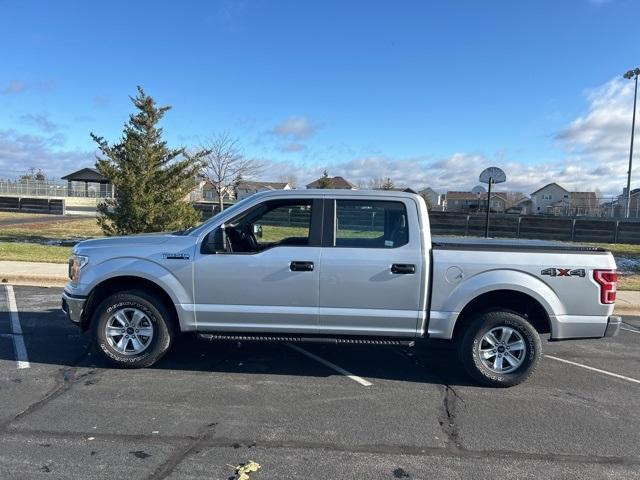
<box><xmin>1</xmin><ymin>0</ymin><xmax>639</xmax><ymax>195</ymax></box>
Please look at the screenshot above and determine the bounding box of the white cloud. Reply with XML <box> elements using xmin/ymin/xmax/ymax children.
<box><xmin>257</xmin><ymin>78</ymin><xmax>636</xmax><ymax>198</ymax></box>
<box><xmin>279</xmin><ymin>142</ymin><xmax>306</xmax><ymax>153</ymax></box>
<box><xmin>269</xmin><ymin>116</ymin><xmax>317</xmax><ymax>140</ymax></box>
<box><xmin>0</xmin><ymin>129</ymin><xmax>92</xmax><ymax>180</ymax></box>
<box><xmin>19</xmin><ymin>113</ymin><xmax>60</xmax><ymax>133</ymax></box>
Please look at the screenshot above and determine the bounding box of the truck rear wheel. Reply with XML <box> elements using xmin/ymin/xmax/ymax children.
<box><xmin>458</xmin><ymin>310</ymin><xmax>541</xmax><ymax>387</ymax></box>
<box><xmin>92</xmin><ymin>290</ymin><xmax>176</xmax><ymax>368</ymax></box>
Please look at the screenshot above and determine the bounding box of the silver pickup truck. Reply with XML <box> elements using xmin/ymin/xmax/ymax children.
<box><xmin>62</xmin><ymin>190</ymin><xmax>620</xmax><ymax>387</ymax></box>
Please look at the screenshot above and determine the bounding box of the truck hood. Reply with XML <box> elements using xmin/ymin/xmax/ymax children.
<box><xmin>75</xmin><ymin>233</ymin><xmax>177</xmax><ymax>250</ymax></box>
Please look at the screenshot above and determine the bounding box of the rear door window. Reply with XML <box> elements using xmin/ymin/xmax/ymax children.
<box><xmin>334</xmin><ymin>200</ymin><xmax>408</xmax><ymax>248</ymax></box>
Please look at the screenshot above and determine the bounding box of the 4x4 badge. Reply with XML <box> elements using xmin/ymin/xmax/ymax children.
<box><xmin>541</xmin><ymin>268</ymin><xmax>585</xmax><ymax>277</ymax></box>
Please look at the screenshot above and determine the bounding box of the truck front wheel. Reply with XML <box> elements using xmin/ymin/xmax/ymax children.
<box><xmin>91</xmin><ymin>290</ymin><xmax>176</xmax><ymax>368</ymax></box>
<box><xmin>458</xmin><ymin>310</ymin><xmax>541</xmax><ymax>387</ymax></box>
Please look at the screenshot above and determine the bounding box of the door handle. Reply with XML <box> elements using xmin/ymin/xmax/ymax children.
<box><xmin>290</xmin><ymin>261</ymin><xmax>314</xmax><ymax>272</ymax></box>
<box><xmin>391</xmin><ymin>263</ymin><xmax>415</xmax><ymax>274</ymax></box>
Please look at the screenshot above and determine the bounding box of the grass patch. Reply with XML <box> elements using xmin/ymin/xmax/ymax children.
<box><xmin>618</xmin><ymin>274</ymin><xmax>640</xmax><ymax>291</ymax></box>
<box><xmin>591</xmin><ymin>243</ymin><xmax>640</xmax><ymax>257</ymax></box>
<box><xmin>0</xmin><ymin>211</ymin><xmax>52</xmax><ymax>221</ymax></box>
<box><xmin>0</xmin><ymin>217</ymin><xmax>102</xmax><ymax>243</ymax></box>
<box><xmin>0</xmin><ymin>242</ymin><xmax>71</xmax><ymax>263</ymax></box>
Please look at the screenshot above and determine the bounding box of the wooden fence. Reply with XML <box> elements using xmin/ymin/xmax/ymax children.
<box><xmin>429</xmin><ymin>212</ymin><xmax>640</xmax><ymax>244</ymax></box>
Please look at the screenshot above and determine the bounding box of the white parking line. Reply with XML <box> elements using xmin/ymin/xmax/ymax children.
<box><xmin>621</xmin><ymin>326</ymin><xmax>640</xmax><ymax>334</ymax></box>
<box><xmin>545</xmin><ymin>355</ymin><xmax>640</xmax><ymax>385</ymax></box>
<box><xmin>286</xmin><ymin>343</ymin><xmax>373</xmax><ymax>387</ymax></box>
<box><xmin>4</xmin><ymin>285</ymin><xmax>30</xmax><ymax>369</ymax></box>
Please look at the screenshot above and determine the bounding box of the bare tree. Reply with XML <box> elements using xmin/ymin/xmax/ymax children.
<box><xmin>368</xmin><ymin>177</ymin><xmax>385</xmax><ymax>189</ymax></box>
<box><xmin>201</xmin><ymin>133</ymin><xmax>262</xmax><ymax>212</ymax></box>
<box><xmin>368</xmin><ymin>176</ymin><xmax>394</xmax><ymax>190</ymax></box>
<box><xmin>278</xmin><ymin>173</ymin><xmax>298</xmax><ymax>189</ymax></box>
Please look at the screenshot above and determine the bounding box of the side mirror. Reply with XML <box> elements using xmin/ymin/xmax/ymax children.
<box><xmin>202</xmin><ymin>227</ymin><xmax>227</xmax><ymax>254</ymax></box>
<box><xmin>253</xmin><ymin>223</ymin><xmax>263</xmax><ymax>238</ymax></box>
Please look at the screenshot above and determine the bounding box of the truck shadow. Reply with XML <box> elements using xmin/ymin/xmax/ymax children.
<box><xmin>2</xmin><ymin>308</ymin><xmax>478</xmax><ymax>387</ymax></box>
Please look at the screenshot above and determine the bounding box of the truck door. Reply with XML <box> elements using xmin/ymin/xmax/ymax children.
<box><xmin>318</xmin><ymin>197</ymin><xmax>425</xmax><ymax>337</ymax></box>
<box><xmin>193</xmin><ymin>198</ymin><xmax>323</xmax><ymax>332</ymax></box>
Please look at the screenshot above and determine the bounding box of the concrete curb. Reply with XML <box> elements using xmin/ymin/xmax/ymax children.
<box><xmin>1</xmin><ymin>275</ymin><xmax>67</xmax><ymax>288</ymax></box>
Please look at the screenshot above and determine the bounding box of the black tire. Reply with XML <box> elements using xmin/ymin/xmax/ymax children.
<box><xmin>458</xmin><ymin>310</ymin><xmax>541</xmax><ymax>388</ymax></box>
<box><xmin>91</xmin><ymin>290</ymin><xmax>176</xmax><ymax>368</ymax></box>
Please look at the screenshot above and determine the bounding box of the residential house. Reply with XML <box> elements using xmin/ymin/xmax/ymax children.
<box><xmin>445</xmin><ymin>191</ymin><xmax>482</xmax><ymax>212</ymax></box>
<box><xmin>306</xmin><ymin>176</ymin><xmax>355</xmax><ymax>189</ymax></box>
<box><xmin>201</xmin><ymin>180</ymin><xmax>236</xmax><ymax>202</ymax></box>
<box><xmin>530</xmin><ymin>183</ymin><xmax>599</xmax><ymax>216</ymax></box>
<box><xmin>530</xmin><ymin>183</ymin><xmax>570</xmax><ymax>214</ymax></box>
<box><xmin>235</xmin><ymin>181</ymin><xmax>291</xmax><ymax>200</ymax></box>
<box><xmin>419</xmin><ymin>187</ymin><xmax>442</xmax><ymax>209</ymax></box>
<box><xmin>485</xmin><ymin>193</ymin><xmax>507</xmax><ymax>213</ymax></box>
<box><xmin>506</xmin><ymin>197</ymin><xmax>533</xmax><ymax>215</ymax></box>
<box><xmin>446</xmin><ymin>191</ymin><xmax>507</xmax><ymax>213</ymax></box>
<box><xmin>616</xmin><ymin>187</ymin><xmax>640</xmax><ymax>218</ymax></box>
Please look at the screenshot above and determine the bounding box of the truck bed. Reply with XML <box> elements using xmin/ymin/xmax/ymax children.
<box><xmin>431</xmin><ymin>237</ymin><xmax>608</xmax><ymax>254</ymax></box>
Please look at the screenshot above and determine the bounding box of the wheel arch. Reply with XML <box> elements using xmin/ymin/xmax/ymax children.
<box><xmin>81</xmin><ymin>276</ymin><xmax>180</xmax><ymax>333</ymax></box>
<box><xmin>451</xmin><ymin>289</ymin><xmax>552</xmax><ymax>341</ymax></box>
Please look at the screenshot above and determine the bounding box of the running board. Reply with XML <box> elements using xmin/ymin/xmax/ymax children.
<box><xmin>197</xmin><ymin>333</ymin><xmax>415</xmax><ymax>347</ymax></box>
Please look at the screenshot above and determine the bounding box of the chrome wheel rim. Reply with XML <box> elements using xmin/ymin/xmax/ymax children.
<box><xmin>105</xmin><ymin>308</ymin><xmax>154</xmax><ymax>355</ymax></box>
<box><xmin>479</xmin><ymin>326</ymin><xmax>526</xmax><ymax>374</ymax></box>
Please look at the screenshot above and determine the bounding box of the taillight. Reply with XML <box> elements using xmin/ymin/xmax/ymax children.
<box><xmin>593</xmin><ymin>270</ymin><xmax>617</xmax><ymax>304</ymax></box>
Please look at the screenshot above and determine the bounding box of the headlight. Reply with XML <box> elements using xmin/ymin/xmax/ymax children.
<box><xmin>68</xmin><ymin>254</ymin><xmax>89</xmax><ymax>281</ymax></box>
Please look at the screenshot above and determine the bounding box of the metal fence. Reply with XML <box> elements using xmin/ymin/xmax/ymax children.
<box><xmin>0</xmin><ymin>180</ymin><xmax>106</xmax><ymax>198</ymax></box>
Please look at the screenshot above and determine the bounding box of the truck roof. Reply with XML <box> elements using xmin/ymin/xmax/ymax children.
<box><xmin>251</xmin><ymin>189</ymin><xmax>421</xmax><ymax>199</ymax></box>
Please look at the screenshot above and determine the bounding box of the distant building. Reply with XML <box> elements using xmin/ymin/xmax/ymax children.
<box><xmin>201</xmin><ymin>180</ymin><xmax>236</xmax><ymax>202</ymax></box>
<box><xmin>616</xmin><ymin>187</ymin><xmax>640</xmax><ymax>218</ymax></box>
<box><xmin>419</xmin><ymin>187</ymin><xmax>442</xmax><ymax>209</ymax></box>
<box><xmin>235</xmin><ymin>181</ymin><xmax>291</xmax><ymax>200</ymax></box>
<box><xmin>61</xmin><ymin>167</ymin><xmax>113</xmax><ymax>198</ymax></box>
<box><xmin>445</xmin><ymin>191</ymin><xmax>481</xmax><ymax>212</ymax></box>
<box><xmin>530</xmin><ymin>183</ymin><xmax>599</xmax><ymax>216</ymax></box>
<box><xmin>506</xmin><ymin>197</ymin><xmax>533</xmax><ymax>215</ymax></box>
<box><xmin>530</xmin><ymin>183</ymin><xmax>570</xmax><ymax>214</ymax></box>
<box><xmin>306</xmin><ymin>176</ymin><xmax>355</xmax><ymax>189</ymax></box>
<box><xmin>445</xmin><ymin>191</ymin><xmax>507</xmax><ymax>213</ymax></box>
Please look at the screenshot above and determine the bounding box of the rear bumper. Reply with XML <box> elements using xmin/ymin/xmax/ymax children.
<box><xmin>604</xmin><ymin>315</ymin><xmax>622</xmax><ymax>337</ymax></box>
<box><xmin>61</xmin><ymin>291</ymin><xmax>87</xmax><ymax>325</ymax></box>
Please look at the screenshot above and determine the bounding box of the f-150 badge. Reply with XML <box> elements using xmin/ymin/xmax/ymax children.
<box><xmin>541</xmin><ymin>268</ymin><xmax>585</xmax><ymax>277</ymax></box>
<box><xmin>162</xmin><ymin>253</ymin><xmax>190</xmax><ymax>260</ymax></box>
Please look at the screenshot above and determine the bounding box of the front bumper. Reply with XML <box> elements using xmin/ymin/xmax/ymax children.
<box><xmin>61</xmin><ymin>291</ymin><xmax>87</xmax><ymax>325</ymax></box>
<box><xmin>604</xmin><ymin>315</ymin><xmax>622</xmax><ymax>337</ymax></box>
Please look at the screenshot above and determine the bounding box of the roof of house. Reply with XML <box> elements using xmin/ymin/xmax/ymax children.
<box><xmin>306</xmin><ymin>176</ymin><xmax>355</xmax><ymax>189</ymax></box>
<box><xmin>483</xmin><ymin>193</ymin><xmax>507</xmax><ymax>202</ymax></box>
<box><xmin>530</xmin><ymin>182</ymin><xmax>569</xmax><ymax>196</ymax></box>
<box><xmin>61</xmin><ymin>167</ymin><xmax>108</xmax><ymax>182</ymax></box>
<box><xmin>446</xmin><ymin>191</ymin><xmax>508</xmax><ymax>202</ymax></box>
<box><xmin>202</xmin><ymin>180</ymin><xmax>234</xmax><ymax>191</ymax></box>
<box><xmin>237</xmin><ymin>181</ymin><xmax>289</xmax><ymax>190</ymax></box>
<box><xmin>446</xmin><ymin>191</ymin><xmax>481</xmax><ymax>201</ymax></box>
<box><xmin>388</xmin><ymin>187</ymin><xmax>418</xmax><ymax>194</ymax></box>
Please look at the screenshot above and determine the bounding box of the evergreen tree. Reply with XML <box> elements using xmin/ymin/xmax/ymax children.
<box><xmin>381</xmin><ymin>177</ymin><xmax>395</xmax><ymax>190</ymax></box>
<box><xmin>91</xmin><ymin>87</ymin><xmax>206</xmax><ymax>235</ymax></box>
<box><xmin>317</xmin><ymin>169</ymin><xmax>332</xmax><ymax>189</ymax></box>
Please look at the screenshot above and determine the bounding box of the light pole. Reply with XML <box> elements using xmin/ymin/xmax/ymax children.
<box><xmin>623</xmin><ymin>67</ymin><xmax>640</xmax><ymax>218</ymax></box>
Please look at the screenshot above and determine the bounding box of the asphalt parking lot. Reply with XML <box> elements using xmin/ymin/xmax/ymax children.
<box><xmin>0</xmin><ymin>285</ymin><xmax>639</xmax><ymax>479</ymax></box>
